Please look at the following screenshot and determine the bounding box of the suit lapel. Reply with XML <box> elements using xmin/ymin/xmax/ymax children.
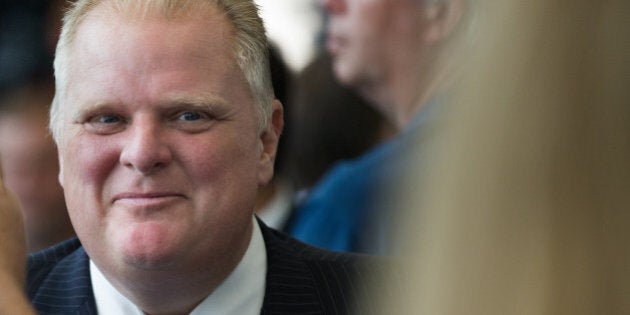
<box><xmin>28</xmin><ymin>239</ymin><xmax>97</xmax><ymax>314</ymax></box>
<box><xmin>260</xmin><ymin>220</ymin><xmax>379</xmax><ymax>315</ymax></box>
<box><xmin>260</xmin><ymin>221</ymin><xmax>325</xmax><ymax>314</ymax></box>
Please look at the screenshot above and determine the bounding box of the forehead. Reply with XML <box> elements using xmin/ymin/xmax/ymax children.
<box><xmin>72</xmin><ymin>3</ymin><xmax>234</xmax><ymax>61</ymax></box>
<box><xmin>64</xmin><ymin>4</ymin><xmax>250</xmax><ymax>109</ymax></box>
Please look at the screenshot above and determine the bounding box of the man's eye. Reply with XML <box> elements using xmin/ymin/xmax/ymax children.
<box><xmin>179</xmin><ymin>111</ymin><xmax>202</xmax><ymax>121</ymax></box>
<box><xmin>83</xmin><ymin>114</ymin><xmax>126</xmax><ymax>135</ymax></box>
<box><xmin>99</xmin><ymin>115</ymin><xmax>121</xmax><ymax>124</ymax></box>
<box><xmin>171</xmin><ymin>110</ymin><xmax>214</xmax><ymax>133</ymax></box>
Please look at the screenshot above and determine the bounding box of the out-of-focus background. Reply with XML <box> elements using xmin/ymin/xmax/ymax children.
<box><xmin>255</xmin><ymin>0</ymin><xmax>322</xmax><ymax>73</ymax></box>
<box><xmin>0</xmin><ymin>0</ymin><xmax>323</xmax><ymax>86</ymax></box>
<box><xmin>0</xmin><ymin>0</ymin><xmax>72</xmax><ymax>252</ymax></box>
<box><xmin>2</xmin><ymin>1</ymin><xmax>630</xmax><ymax>313</ymax></box>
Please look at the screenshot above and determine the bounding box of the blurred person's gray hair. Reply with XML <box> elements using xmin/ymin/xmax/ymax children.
<box><xmin>50</xmin><ymin>0</ymin><xmax>274</xmax><ymax>143</ymax></box>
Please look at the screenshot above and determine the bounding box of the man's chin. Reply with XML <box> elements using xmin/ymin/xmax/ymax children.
<box><xmin>332</xmin><ymin>61</ymin><xmax>356</xmax><ymax>88</ymax></box>
<box><xmin>117</xmin><ymin>224</ymin><xmax>182</xmax><ymax>269</ymax></box>
<box><xmin>121</xmin><ymin>251</ymin><xmax>179</xmax><ymax>270</ymax></box>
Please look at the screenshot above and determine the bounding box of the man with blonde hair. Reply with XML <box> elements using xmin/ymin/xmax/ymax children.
<box><xmin>0</xmin><ymin>0</ymin><xmax>384</xmax><ymax>313</ymax></box>
<box><xmin>288</xmin><ymin>0</ymin><xmax>468</xmax><ymax>253</ymax></box>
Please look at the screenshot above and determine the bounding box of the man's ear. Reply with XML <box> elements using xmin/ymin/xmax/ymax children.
<box><xmin>422</xmin><ymin>0</ymin><xmax>465</xmax><ymax>44</ymax></box>
<box><xmin>257</xmin><ymin>99</ymin><xmax>284</xmax><ymax>186</ymax></box>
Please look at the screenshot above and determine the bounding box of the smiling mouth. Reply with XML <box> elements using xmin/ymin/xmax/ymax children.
<box><xmin>113</xmin><ymin>193</ymin><xmax>185</xmax><ymax>207</ymax></box>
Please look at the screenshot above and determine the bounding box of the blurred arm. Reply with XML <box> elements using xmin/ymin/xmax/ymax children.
<box><xmin>0</xmin><ymin>163</ymin><xmax>35</xmax><ymax>314</ymax></box>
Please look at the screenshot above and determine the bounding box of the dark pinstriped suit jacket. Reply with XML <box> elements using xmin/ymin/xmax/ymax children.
<box><xmin>27</xmin><ymin>221</ymin><xmax>386</xmax><ymax>314</ymax></box>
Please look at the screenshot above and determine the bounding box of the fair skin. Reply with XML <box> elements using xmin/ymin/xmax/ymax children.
<box><xmin>0</xmin><ymin>105</ymin><xmax>74</xmax><ymax>252</ymax></box>
<box><xmin>55</xmin><ymin>4</ymin><xmax>282</xmax><ymax>315</ymax></box>
<box><xmin>323</xmin><ymin>0</ymin><xmax>463</xmax><ymax>129</ymax></box>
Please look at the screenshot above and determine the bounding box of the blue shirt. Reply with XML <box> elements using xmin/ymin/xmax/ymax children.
<box><xmin>286</xmin><ymin>102</ymin><xmax>438</xmax><ymax>254</ymax></box>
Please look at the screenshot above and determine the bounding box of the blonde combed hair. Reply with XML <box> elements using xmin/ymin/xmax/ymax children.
<box><xmin>50</xmin><ymin>0</ymin><xmax>274</xmax><ymax>142</ymax></box>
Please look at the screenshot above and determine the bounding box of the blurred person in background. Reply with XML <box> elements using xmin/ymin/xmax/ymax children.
<box><xmin>286</xmin><ymin>53</ymin><xmax>393</xmax><ymax>194</ymax></box>
<box><xmin>289</xmin><ymin>0</ymin><xmax>469</xmax><ymax>253</ymax></box>
<box><xmin>283</xmin><ymin>53</ymin><xmax>394</xmax><ymax>233</ymax></box>
<box><xmin>377</xmin><ymin>0</ymin><xmax>630</xmax><ymax>314</ymax></box>
<box><xmin>0</xmin><ymin>0</ymin><xmax>70</xmax><ymax>253</ymax></box>
<box><xmin>0</xmin><ymin>82</ymin><xmax>74</xmax><ymax>252</ymax></box>
<box><xmin>258</xmin><ymin>49</ymin><xmax>394</xmax><ymax>232</ymax></box>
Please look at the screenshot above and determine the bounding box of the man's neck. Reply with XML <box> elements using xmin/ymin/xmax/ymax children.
<box><xmin>363</xmin><ymin>54</ymin><xmax>452</xmax><ymax>131</ymax></box>
<box><xmin>359</xmin><ymin>72</ymin><xmax>431</xmax><ymax>131</ymax></box>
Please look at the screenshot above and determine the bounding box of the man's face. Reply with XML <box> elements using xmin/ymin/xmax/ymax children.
<box><xmin>324</xmin><ymin>0</ymin><xmax>425</xmax><ymax>91</ymax></box>
<box><xmin>324</xmin><ymin>0</ymin><xmax>396</xmax><ymax>87</ymax></box>
<box><xmin>58</xmin><ymin>6</ymin><xmax>280</xmax><ymax>271</ymax></box>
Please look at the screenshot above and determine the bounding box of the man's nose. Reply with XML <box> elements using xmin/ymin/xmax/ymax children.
<box><xmin>319</xmin><ymin>0</ymin><xmax>346</xmax><ymax>14</ymax></box>
<box><xmin>119</xmin><ymin>120</ymin><xmax>173</xmax><ymax>175</ymax></box>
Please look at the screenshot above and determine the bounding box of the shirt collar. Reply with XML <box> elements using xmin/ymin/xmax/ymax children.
<box><xmin>91</xmin><ymin>216</ymin><xmax>267</xmax><ymax>314</ymax></box>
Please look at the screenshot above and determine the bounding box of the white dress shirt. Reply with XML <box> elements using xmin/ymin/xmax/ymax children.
<box><xmin>91</xmin><ymin>216</ymin><xmax>267</xmax><ymax>314</ymax></box>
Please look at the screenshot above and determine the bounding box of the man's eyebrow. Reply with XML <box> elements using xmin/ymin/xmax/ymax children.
<box><xmin>163</xmin><ymin>94</ymin><xmax>230</xmax><ymax>110</ymax></box>
<box><xmin>70</xmin><ymin>101</ymin><xmax>114</xmax><ymax>122</ymax></box>
<box><xmin>78</xmin><ymin>101</ymin><xmax>113</xmax><ymax>112</ymax></box>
